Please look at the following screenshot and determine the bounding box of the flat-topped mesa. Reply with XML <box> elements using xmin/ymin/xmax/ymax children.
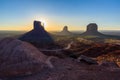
<box><xmin>86</xmin><ymin>23</ymin><xmax>98</xmax><ymax>32</ymax></box>
<box><xmin>80</xmin><ymin>23</ymin><xmax>105</xmax><ymax>37</ymax></box>
<box><xmin>34</xmin><ymin>21</ymin><xmax>44</xmax><ymax>30</ymax></box>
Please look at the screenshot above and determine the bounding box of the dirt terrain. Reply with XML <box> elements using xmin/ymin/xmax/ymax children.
<box><xmin>5</xmin><ymin>40</ymin><xmax>120</xmax><ymax>80</ymax></box>
<box><xmin>5</xmin><ymin>58</ymin><xmax>120</xmax><ymax>80</ymax></box>
<box><xmin>0</xmin><ymin>37</ymin><xmax>120</xmax><ymax>80</ymax></box>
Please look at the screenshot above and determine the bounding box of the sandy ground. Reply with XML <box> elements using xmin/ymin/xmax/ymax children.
<box><xmin>4</xmin><ymin>58</ymin><xmax>120</xmax><ymax>80</ymax></box>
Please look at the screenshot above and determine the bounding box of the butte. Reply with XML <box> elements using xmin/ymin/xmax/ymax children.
<box><xmin>80</xmin><ymin>23</ymin><xmax>105</xmax><ymax>37</ymax></box>
<box><xmin>58</xmin><ymin>26</ymin><xmax>72</xmax><ymax>35</ymax></box>
<box><xmin>19</xmin><ymin>20</ymin><xmax>54</xmax><ymax>47</ymax></box>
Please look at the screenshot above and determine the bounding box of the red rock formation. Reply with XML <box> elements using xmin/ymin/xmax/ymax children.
<box><xmin>59</xmin><ymin>26</ymin><xmax>72</xmax><ymax>35</ymax></box>
<box><xmin>19</xmin><ymin>21</ymin><xmax>54</xmax><ymax>47</ymax></box>
<box><xmin>80</xmin><ymin>23</ymin><xmax>105</xmax><ymax>37</ymax></box>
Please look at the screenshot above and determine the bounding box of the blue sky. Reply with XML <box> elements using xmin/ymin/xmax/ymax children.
<box><xmin>0</xmin><ymin>0</ymin><xmax>120</xmax><ymax>31</ymax></box>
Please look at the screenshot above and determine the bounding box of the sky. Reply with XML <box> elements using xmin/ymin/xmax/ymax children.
<box><xmin>0</xmin><ymin>0</ymin><xmax>120</xmax><ymax>31</ymax></box>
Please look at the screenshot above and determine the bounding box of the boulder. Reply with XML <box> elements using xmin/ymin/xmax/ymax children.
<box><xmin>77</xmin><ymin>55</ymin><xmax>98</xmax><ymax>64</ymax></box>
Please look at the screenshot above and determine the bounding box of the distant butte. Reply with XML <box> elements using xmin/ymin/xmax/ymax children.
<box><xmin>59</xmin><ymin>26</ymin><xmax>72</xmax><ymax>35</ymax></box>
<box><xmin>19</xmin><ymin>20</ymin><xmax>54</xmax><ymax>47</ymax></box>
<box><xmin>80</xmin><ymin>23</ymin><xmax>105</xmax><ymax>37</ymax></box>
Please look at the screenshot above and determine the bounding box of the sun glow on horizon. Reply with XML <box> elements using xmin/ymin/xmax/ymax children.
<box><xmin>39</xmin><ymin>19</ymin><xmax>47</xmax><ymax>27</ymax></box>
<box><xmin>32</xmin><ymin>15</ymin><xmax>48</xmax><ymax>28</ymax></box>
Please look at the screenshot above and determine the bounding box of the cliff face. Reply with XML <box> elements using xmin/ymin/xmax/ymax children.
<box><xmin>34</xmin><ymin>21</ymin><xmax>44</xmax><ymax>30</ymax></box>
<box><xmin>62</xmin><ymin>26</ymin><xmax>69</xmax><ymax>32</ymax></box>
<box><xmin>19</xmin><ymin>21</ymin><xmax>54</xmax><ymax>47</ymax></box>
<box><xmin>86</xmin><ymin>23</ymin><xmax>98</xmax><ymax>33</ymax></box>
<box><xmin>81</xmin><ymin>23</ymin><xmax>105</xmax><ymax>37</ymax></box>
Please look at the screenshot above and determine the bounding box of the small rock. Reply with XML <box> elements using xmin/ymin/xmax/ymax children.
<box><xmin>77</xmin><ymin>55</ymin><xmax>98</xmax><ymax>65</ymax></box>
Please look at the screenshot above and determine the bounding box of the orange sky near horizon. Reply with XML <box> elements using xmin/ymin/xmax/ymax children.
<box><xmin>0</xmin><ymin>15</ymin><xmax>120</xmax><ymax>31</ymax></box>
<box><xmin>1</xmin><ymin>24</ymin><xmax>120</xmax><ymax>31</ymax></box>
<box><xmin>0</xmin><ymin>18</ymin><xmax>120</xmax><ymax>31</ymax></box>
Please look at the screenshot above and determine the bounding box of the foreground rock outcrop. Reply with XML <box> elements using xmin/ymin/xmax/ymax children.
<box><xmin>0</xmin><ymin>37</ymin><xmax>51</xmax><ymax>78</ymax></box>
<box><xmin>19</xmin><ymin>21</ymin><xmax>54</xmax><ymax>47</ymax></box>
